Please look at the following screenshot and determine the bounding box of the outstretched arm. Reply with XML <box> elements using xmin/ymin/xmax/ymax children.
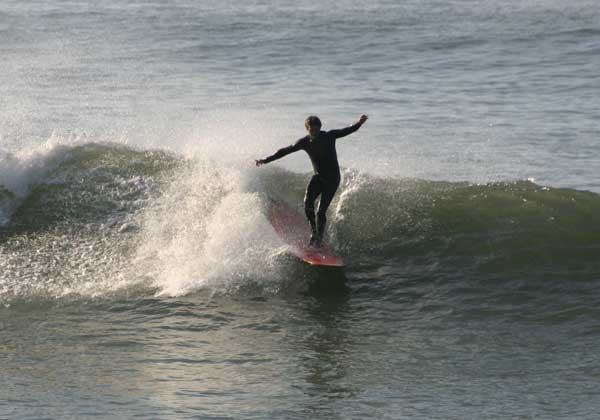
<box><xmin>329</xmin><ymin>114</ymin><xmax>369</xmax><ymax>139</ymax></box>
<box><xmin>255</xmin><ymin>141</ymin><xmax>303</xmax><ymax>167</ymax></box>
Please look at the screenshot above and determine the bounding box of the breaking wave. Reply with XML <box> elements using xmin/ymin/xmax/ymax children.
<box><xmin>1</xmin><ymin>142</ymin><xmax>599</xmax><ymax>302</ymax></box>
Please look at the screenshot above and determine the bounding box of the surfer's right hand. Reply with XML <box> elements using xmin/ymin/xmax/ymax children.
<box><xmin>255</xmin><ymin>159</ymin><xmax>266</xmax><ymax>167</ymax></box>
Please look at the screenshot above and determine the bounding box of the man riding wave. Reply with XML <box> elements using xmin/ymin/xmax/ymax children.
<box><xmin>256</xmin><ymin>114</ymin><xmax>368</xmax><ymax>247</ymax></box>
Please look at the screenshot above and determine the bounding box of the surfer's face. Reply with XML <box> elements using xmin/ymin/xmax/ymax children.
<box><xmin>307</xmin><ymin>124</ymin><xmax>320</xmax><ymax>139</ymax></box>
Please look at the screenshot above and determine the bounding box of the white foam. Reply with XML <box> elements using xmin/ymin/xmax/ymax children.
<box><xmin>0</xmin><ymin>130</ymin><xmax>136</xmax><ymax>226</ymax></box>
<box><xmin>0</xmin><ymin>134</ymin><xmax>78</xmax><ymax>225</ymax></box>
<box><xmin>0</xmin><ymin>228</ymin><xmax>136</xmax><ymax>302</ymax></box>
<box><xmin>132</xmin><ymin>152</ymin><xmax>285</xmax><ymax>297</ymax></box>
<box><xmin>0</xmin><ymin>133</ymin><xmax>71</xmax><ymax>194</ymax></box>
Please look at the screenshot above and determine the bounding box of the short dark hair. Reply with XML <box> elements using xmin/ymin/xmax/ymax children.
<box><xmin>305</xmin><ymin>115</ymin><xmax>322</xmax><ymax>129</ymax></box>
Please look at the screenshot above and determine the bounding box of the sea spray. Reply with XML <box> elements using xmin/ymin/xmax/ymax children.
<box><xmin>0</xmin><ymin>142</ymin><xmax>180</xmax><ymax>302</ymax></box>
<box><xmin>2</xmin><ymin>141</ymin><xmax>599</xmax><ymax>302</ymax></box>
<box><xmin>132</xmin><ymin>157</ymin><xmax>286</xmax><ymax>297</ymax></box>
<box><xmin>0</xmin><ymin>135</ymin><xmax>80</xmax><ymax>227</ymax></box>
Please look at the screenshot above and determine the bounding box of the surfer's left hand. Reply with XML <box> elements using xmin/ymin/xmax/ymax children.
<box><xmin>358</xmin><ymin>114</ymin><xmax>368</xmax><ymax>125</ymax></box>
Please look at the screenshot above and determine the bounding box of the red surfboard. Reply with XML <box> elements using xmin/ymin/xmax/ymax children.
<box><xmin>268</xmin><ymin>198</ymin><xmax>345</xmax><ymax>267</ymax></box>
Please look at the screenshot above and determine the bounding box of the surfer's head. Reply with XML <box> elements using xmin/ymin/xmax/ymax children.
<box><xmin>305</xmin><ymin>115</ymin><xmax>321</xmax><ymax>139</ymax></box>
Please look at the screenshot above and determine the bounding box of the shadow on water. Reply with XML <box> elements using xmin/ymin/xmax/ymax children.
<box><xmin>286</xmin><ymin>259</ymin><xmax>350</xmax><ymax>296</ymax></box>
<box><xmin>306</xmin><ymin>267</ymin><xmax>349</xmax><ymax>296</ymax></box>
<box><xmin>286</xmin><ymin>263</ymin><xmax>357</xmax><ymax>419</ymax></box>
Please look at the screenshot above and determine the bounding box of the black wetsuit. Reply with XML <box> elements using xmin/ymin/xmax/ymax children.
<box><xmin>264</xmin><ymin>122</ymin><xmax>362</xmax><ymax>242</ymax></box>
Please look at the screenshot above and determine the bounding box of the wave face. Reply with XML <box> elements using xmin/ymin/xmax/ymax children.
<box><xmin>0</xmin><ymin>142</ymin><xmax>180</xmax><ymax>300</ymax></box>
<box><xmin>333</xmin><ymin>173</ymin><xmax>600</xmax><ymax>271</ymax></box>
<box><xmin>1</xmin><ymin>142</ymin><xmax>599</xmax><ymax>302</ymax></box>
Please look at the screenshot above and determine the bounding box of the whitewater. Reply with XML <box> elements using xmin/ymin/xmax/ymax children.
<box><xmin>2</xmin><ymin>1</ymin><xmax>600</xmax><ymax>419</ymax></box>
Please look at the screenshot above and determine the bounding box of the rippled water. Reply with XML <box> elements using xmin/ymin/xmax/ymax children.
<box><xmin>1</xmin><ymin>1</ymin><xmax>599</xmax><ymax>418</ymax></box>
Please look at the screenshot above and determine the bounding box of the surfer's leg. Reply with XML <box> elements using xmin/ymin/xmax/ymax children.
<box><xmin>304</xmin><ymin>175</ymin><xmax>322</xmax><ymax>241</ymax></box>
<box><xmin>315</xmin><ymin>178</ymin><xmax>340</xmax><ymax>244</ymax></box>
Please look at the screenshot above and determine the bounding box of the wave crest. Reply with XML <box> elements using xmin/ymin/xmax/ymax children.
<box><xmin>2</xmin><ymin>142</ymin><xmax>599</xmax><ymax>301</ymax></box>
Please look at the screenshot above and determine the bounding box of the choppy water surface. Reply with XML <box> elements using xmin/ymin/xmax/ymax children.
<box><xmin>1</xmin><ymin>1</ymin><xmax>599</xmax><ymax>419</ymax></box>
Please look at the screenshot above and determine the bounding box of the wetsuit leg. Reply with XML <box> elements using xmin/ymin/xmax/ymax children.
<box><xmin>304</xmin><ymin>175</ymin><xmax>322</xmax><ymax>238</ymax></box>
<box><xmin>315</xmin><ymin>177</ymin><xmax>340</xmax><ymax>242</ymax></box>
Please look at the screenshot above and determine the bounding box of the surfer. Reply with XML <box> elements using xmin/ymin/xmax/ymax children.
<box><xmin>256</xmin><ymin>114</ymin><xmax>368</xmax><ymax>247</ymax></box>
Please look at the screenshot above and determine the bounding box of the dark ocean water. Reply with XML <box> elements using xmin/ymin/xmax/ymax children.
<box><xmin>1</xmin><ymin>1</ymin><xmax>600</xmax><ymax>419</ymax></box>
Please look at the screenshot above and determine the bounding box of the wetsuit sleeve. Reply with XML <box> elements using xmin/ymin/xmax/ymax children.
<box><xmin>328</xmin><ymin>122</ymin><xmax>363</xmax><ymax>139</ymax></box>
<box><xmin>263</xmin><ymin>138</ymin><xmax>304</xmax><ymax>164</ymax></box>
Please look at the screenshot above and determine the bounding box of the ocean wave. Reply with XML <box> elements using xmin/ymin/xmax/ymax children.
<box><xmin>1</xmin><ymin>142</ymin><xmax>181</xmax><ymax>232</ymax></box>
<box><xmin>1</xmin><ymin>142</ymin><xmax>599</xmax><ymax>302</ymax></box>
<box><xmin>329</xmin><ymin>171</ymin><xmax>600</xmax><ymax>277</ymax></box>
